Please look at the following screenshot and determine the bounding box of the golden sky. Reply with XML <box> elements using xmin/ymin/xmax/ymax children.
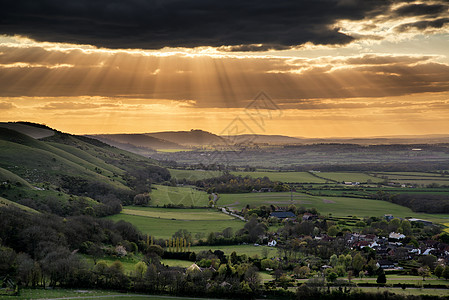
<box><xmin>1</xmin><ymin>1</ymin><xmax>449</xmax><ymax>137</ymax></box>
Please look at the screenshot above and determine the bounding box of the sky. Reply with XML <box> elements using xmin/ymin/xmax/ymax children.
<box><xmin>0</xmin><ymin>0</ymin><xmax>449</xmax><ymax>138</ymax></box>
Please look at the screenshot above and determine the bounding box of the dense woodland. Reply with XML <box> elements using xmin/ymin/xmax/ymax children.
<box><xmin>194</xmin><ymin>172</ymin><xmax>290</xmax><ymax>193</ymax></box>
<box><xmin>374</xmin><ymin>193</ymin><xmax>449</xmax><ymax>214</ymax></box>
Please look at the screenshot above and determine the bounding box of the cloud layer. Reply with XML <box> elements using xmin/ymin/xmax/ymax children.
<box><xmin>1</xmin><ymin>43</ymin><xmax>448</xmax><ymax>109</ymax></box>
<box><xmin>1</xmin><ymin>0</ymin><xmax>447</xmax><ymax>50</ymax></box>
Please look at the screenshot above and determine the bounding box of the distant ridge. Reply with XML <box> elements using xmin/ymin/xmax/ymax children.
<box><xmin>92</xmin><ymin>134</ymin><xmax>184</xmax><ymax>150</ymax></box>
<box><xmin>145</xmin><ymin>129</ymin><xmax>225</xmax><ymax>146</ymax></box>
<box><xmin>88</xmin><ymin>129</ymin><xmax>449</xmax><ymax>152</ymax></box>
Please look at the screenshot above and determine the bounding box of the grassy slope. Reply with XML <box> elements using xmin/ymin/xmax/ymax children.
<box><xmin>0</xmin><ymin>122</ymin><xmax>54</xmax><ymax>139</ymax></box>
<box><xmin>0</xmin><ymin>196</ymin><xmax>39</xmax><ymax>213</ymax></box>
<box><xmin>0</xmin><ymin>139</ymin><xmax>130</xmax><ymax>192</ymax></box>
<box><xmin>0</xmin><ymin>166</ymin><xmax>33</xmax><ymax>188</ymax></box>
<box><xmin>48</xmin><ymin>142</ymin><xmax>126</xmax><ymax>177</ymax></box>
<box><xmin>0</xmin><ymin>128</ymin><xmax>131</xmax><ymax>192</ymax></box>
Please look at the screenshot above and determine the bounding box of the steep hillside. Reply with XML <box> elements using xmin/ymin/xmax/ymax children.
<box><xmin>0</xmin><ymin>123</ymin><xmax>171</xmax><ymax>216</ymax></box>
<box><xmin>0</xmin><ymin>196</ymin><xmax>39</xmax><ymax>213</ymax></box>
<box><xmin>0</xmin><ymin>166</ymin><xmax>33</xmax><ymax>188</ymax></box>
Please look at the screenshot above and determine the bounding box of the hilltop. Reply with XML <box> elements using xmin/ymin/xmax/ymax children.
<box><xmin>146</xmin><ymin>129</ymin><xmax>225</xmax><ymax>146</ymax></box>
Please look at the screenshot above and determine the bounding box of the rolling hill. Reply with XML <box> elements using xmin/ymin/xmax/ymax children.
<box><xmin>145</xmin><ymin>129</ymin><xmax>225</xmax><ymax>146</ymax></box>
<box><xmin>90</xmin><ymin>133</ymin><xmax>184</xmax><ymax>154</ymax></box>
<box><xmin>0</xmin><ymin>121</ymin><xmax>55</xmax><ymax>139</ymax></box>
<box><xmin>0</xmin><ymin>122</ymin><xmax>171</xmax><ymax>216</ymax></box>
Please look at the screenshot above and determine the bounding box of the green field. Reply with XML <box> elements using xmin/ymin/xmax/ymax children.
<box><xmin>161</xmin><ymin>259</ymin><xmax>195</xmax><ymax>268</ymax></box>
<box><xmin>218</xmin><ymin>192</ymin><xmax>449</xmax><ymax>223</ymax></box>
<box><xmin>151</xmin><ymin>184</ymin><xmax>209</xmax><ymax>207</ymax></box>
<box><xmin>218</xmin><ymin>191</ymin><xmax>316</xmax><ymax>209</ymax></box>
<box><xmin>353</xmin><ymin>287</ymin><xmax>449</xmax><ymax>297</ymax></box>
<box><xmin>371</xmin><ymin>172</ymin><xmax>449</xmax><ymax>186</ymax></box>
<box><xmin>106</xmin><ymin>207</ymin><xmax>245</xmax><ymax>240</ymax></box>
<box><xmin>444</xmin><ymin>223</ymin><xmax>449</xmax><ymax>233</ymax></box>
<box><xmin>351</xmin><ymin>274</ymin><xmax>449</xmax><ymax>285</ymax></box>
<box><xmin>168</xmin><ymin>169</ymin><xmax>222</xmax><ymax>181</ymax></box>
<box><xmin>122</xmin><ymin>207</ymin><xmax>235</xmax><ymax>221</ymax></box>
<box><xmin>313</xmin><ymin>172</ymin><xmax>383</xmax><ymax>183</ymax></box>
<box><xmin>230</xmin><ymin>171</ymin><xmax>327</xmax><ymax>183</ymax></box>
<box><xmin>3</xmin><ymin>289</ymin><xmax>212</xmax><ymax>300</ymax></box>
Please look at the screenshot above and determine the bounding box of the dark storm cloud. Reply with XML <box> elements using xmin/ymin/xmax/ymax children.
<box><xmin>395</xmin><ymin>18</ymin><xmax>449</xmax><ymax>32</ymax></box>
<box><xmin>0</xmin><ymin>0</ymin><xmax>392</xmax><ymax>50</ymax></box>
<box><xmin>392</xmin><ymin>3</ymin><xmax>448</xmax><ymax>17</ymax></box>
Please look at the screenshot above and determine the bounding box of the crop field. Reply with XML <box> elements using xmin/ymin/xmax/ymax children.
<box><xmin>168</xmin><ymin>169</ymin><xmax>222</xmax><ymax>181</ymax></box>
<box><xmin>151</xmin><ymin>184</ymin><xmax>209</xmax><ymax>207</ymax></box>
<box><xmin>106</xmin><ymin>207</ymin><xmax>244</xmax><ymax>240</ymax></box>
<box><xmin>230</xmin><ymin>171</ymin><xmax>327</xmax><ymax>183</ymax></box>
<box><xmin>219</xmin><ymin>192</ymin><xmax>449</xmax><ymax>223</ymax></box>
<box><xmin>313</xmin><ymin>172</ymin><xmax>383</xmax><ymax>183</ymax></box>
